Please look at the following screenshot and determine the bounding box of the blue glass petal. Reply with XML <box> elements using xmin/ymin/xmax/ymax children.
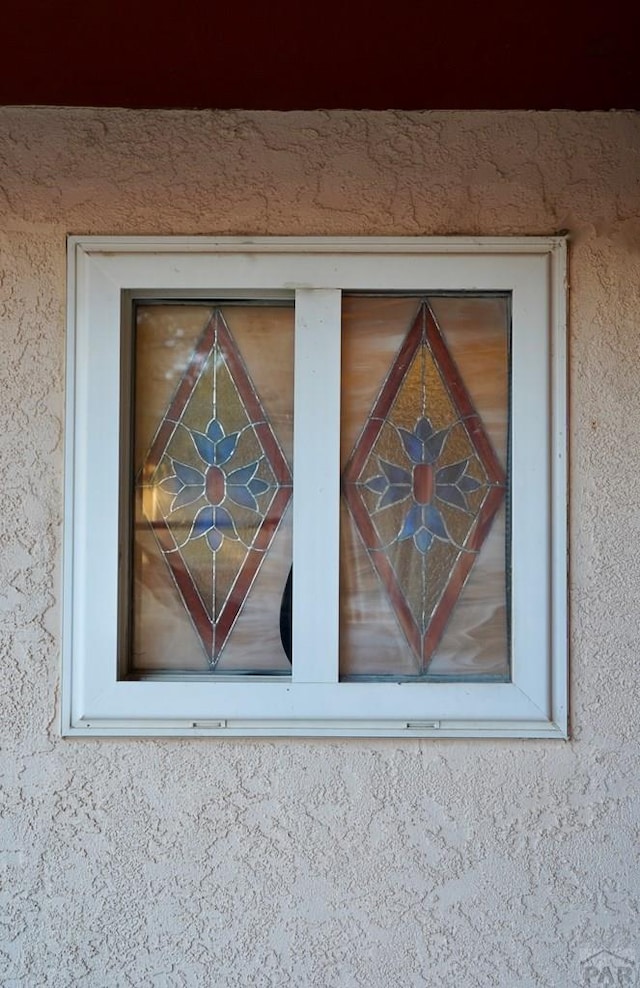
<box><xmin>190</xmin><ymin>505</ymin><xmax>214</xmax><ymax>537</ymax></box>
<box><xmin>415</xmin><ymin>417</ymin><xmax>434</xmax><ymax>442</ymax></box>
<box><xmin>191</xmin><ymin>431</ymin><xmax>217</xmax><ymax>466</ymax></box>
<box><xmin>214</xmin><ymin>433</ymin><xmax>239</xmax><ymax>465</ymax></box>
<box><xmin>397</xmin><ymin>428</ymin><xmax>424</xmax><ymax>464</ymax></box>
<box><xmin>213</xmin><ymin>505</ymin><xmax>234</xmax><ymax>529</ymax></box>
<box><xmin>398</xmin><ymin>503</ymin><xmax>422</xmax><ymax>540</ymax></box>
<box><xmin>159</xmin><ymin>476</ymin><xmax>183</xmax><ymax>494</ymax></box>
<box><xmin>206</xmin><ymin>527</ymin><xmax>223</xmax><ymax>551</ymax></box>
<box><xmin>379</xmin><ymin>484</ymin><xmax>410</xmax><ymax>509</ymax></box>
<box><xmin>436</xmin><ymin>459</ymin><xmax>468</xmax><ymax>484</ymax></box>
<box><xmin>414</xmin><ymin>528</ymin><xmax>433</xmax><ymax>554</ymax></box>
<box><xmin>423</xmin><ymin>503</ymin><xmax>450</xmax><ymax>541</ymax></box>
<box><xmin>436</xmin><ymin>484</ymin><xmax>468</xmax><ymax>511</ymax></box>
<box><xmin>379</xmin><ymin>459</ymin><xmax>412</xmax><ymax>485</ymax></box>
<box><xmin>365</xmin><ymin>475</ymin><xmax>388</xmax><ymax>494</ymax></box>
<box><xmin>206</xmin><ymin>419</ymin><xmax>224</xmax><ymax>443</ymax></box>
<box><xmin>459</xmin><ymin>475</ymin><xmax>482</xmax><ymax>492</ymax></box>
<box><xmin>424</xmin><ymin>427</ymin><xmax>449</xmax><ymax>464</ymax></box>
<box><xmin>249</xmin><ymin>478</ymin><xmax>269</xmax><ymax>496</ymax></box>
<box><xmin>213</xmin><ymin>506</ymin><xmax>238</xmax><ymax>539</ymax></box>
<box><xmin>227</xmin><ymin>484</ymin><xmax>258</xmax><ymax>511</ymax></box>
<box><xmin>227</xmin><ymin>461</ymin><xmax>259</xmax><ymax>485</ymax></box>
<box><xmin>173</xmin><ymin>459</ymin><xmax>205</xmax><ymax>486</ymax></box>
<box><xmin>171</xmin><ymin>484</ymin><xmax>204</xmax><ymax>511</ymax></box>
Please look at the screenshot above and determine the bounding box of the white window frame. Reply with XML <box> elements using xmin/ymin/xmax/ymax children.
<box><xmin>63</xmin><ymin>236</ymin><xmax>567</xmax><ymax>738</ymax></box>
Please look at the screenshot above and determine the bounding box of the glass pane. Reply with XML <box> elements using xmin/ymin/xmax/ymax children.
<box><xmin>130</xmin><ymin>303</ymin><xmax>294</xmax><ymax>675</ymax></box>
<box><xmin>340</xmin><ymin>295</ymin><xmax>510</xmax><ymax>680</ymax></box>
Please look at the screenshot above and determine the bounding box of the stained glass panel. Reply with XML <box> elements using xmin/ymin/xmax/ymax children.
<box><xmin>341</xmin><ymin>295</ymin><xmax>510</xmax><ymax>680</ymax></box>
<box><xmin>131</xmin><ymin>303</ymin><xmax>294</xmax><ymax>674</ymax></box>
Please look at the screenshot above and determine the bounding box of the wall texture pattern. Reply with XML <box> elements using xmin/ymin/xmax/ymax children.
<box><xmin>1</xmin><ymin>109</ymin><xmax>639</xmax><ymax>987</ymax></box>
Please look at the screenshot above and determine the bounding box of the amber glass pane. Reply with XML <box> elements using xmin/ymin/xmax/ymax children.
<box><xmin>131</xmin><ymin>303</ymin><xmax>293</xmax><ymax>675</ymax></box>
<box><xmin>340</xmin><ymin>295</ymin><xmax>509</xmax><ymax>680</ymax></box>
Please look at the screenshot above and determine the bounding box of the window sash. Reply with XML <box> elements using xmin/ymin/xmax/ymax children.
<box><xmin>292</xmin><ymin>289</ymin><xmax>341</xmax><ymax>684</ymax></box>
<box><xmin>63</xmin><ymin>237</ymin><xmax>567</xmax><ymax>737</ymax></box>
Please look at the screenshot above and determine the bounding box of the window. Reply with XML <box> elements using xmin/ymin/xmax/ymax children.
<box><xmin>63</xmin><ymin>236</ymin><xmax>567</xmax><ymax>737</ymax></box>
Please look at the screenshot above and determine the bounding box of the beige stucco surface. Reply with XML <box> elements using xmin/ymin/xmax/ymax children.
<box><xmin>1</xmin><ymin>108</ymin><xmax>639</xmax><ymax>987</ymax></box>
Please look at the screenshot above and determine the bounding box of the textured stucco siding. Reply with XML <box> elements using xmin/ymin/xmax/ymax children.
<box><xmin>1</xmin><ymin>108</ymin><xmax>639</xmax><ymax>987</ymax></box>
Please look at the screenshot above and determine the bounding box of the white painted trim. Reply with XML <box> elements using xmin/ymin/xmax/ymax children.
<box><xmin>62</xmin><ymin>236</ymin><xmax>568</xmax><ymax>738</ymax></box>
<box><xmin>550</xmin><ymin>240</ymin><xmax>569</xmax><ymax>734</ymax></box>
<box><xmin>68</xmin><ymin>234</ymin><xmax>566</xmax><ymax>255</ymax></box>
<box><xmin>66</xmin><ymin>724</ymin><xmax>566</xmax><ymax>739</ymax></box>
<box><xmin>292</xmin><ymin>290</ymin><xmax>342</xmax><ymax>683</ymax></box>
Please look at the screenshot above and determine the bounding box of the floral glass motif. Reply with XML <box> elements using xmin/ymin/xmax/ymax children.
<box><xmin>137</xmin><ymin>308</ymin><xmax>292</xmax><ymax>667</ymax></box>
<box><xmin>342</xmin><ymin>300</ymin><xmax>506</xmax><ymax>674</ymax></box>
<box><xmin>160</xmin><ymin>420</ymin><xmax>271</xmax><ymax>552</ymax></box>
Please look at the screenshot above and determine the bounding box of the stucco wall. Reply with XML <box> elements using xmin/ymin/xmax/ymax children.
<box><xmin>1</xmin><ymin>108</ymin><xmax>639</xmax><ymax>987</ymax></box>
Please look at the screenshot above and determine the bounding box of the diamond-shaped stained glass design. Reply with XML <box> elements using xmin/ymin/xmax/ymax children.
<box><xmin>138</xmin><ymin>309</ymin><xmax>292</xmax><ymax>667</ymax></box>
<box><xmin>342</xmin><ymin>301</ymin><xmax>506</xmax><ymax>673</ymax></box>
